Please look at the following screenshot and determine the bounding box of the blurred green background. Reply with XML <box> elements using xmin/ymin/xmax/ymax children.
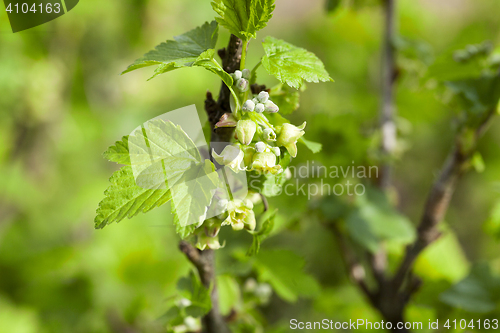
<box><xmin>2</xmin><ymin>0</ymin><xmax>500</xmax><ymax>332</ymax></box>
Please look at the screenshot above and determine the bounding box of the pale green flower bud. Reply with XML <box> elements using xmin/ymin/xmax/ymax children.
<box><xmin>264</xmin><ymin>100</ymin><xmax>279</xmax><ymax>113</ymax></box>
<box><xmin>242</xmin><ymin>99</ymin><xmax>255</xmax><ymax>112</ymax></box>
<box><xmin>255</xmin><ymin>103</ymin><xmax>265</xmax><ymax>113</ymax></box>
<box><xmin>184</xmin><ymin>317</ymin><xmax>199</xmax><ymax>331</ymax></box>
<box><xmin>242</xmin><ymin>145</ymin><xmax>255</xmax><ymax>166</ymax></box>
<box><xmin>255</xmin><ymin>141</ymin><xmax>266</xmax><ymax>153</ymax></box>
<box><xmin>252</xmin><ymin>97</ymin><xmax>259</xmax><ymax>105</ymax></box>
<box><xmin>242</xmin><ymin>68</ymin><xmax>251</xmax><ymax>79</ymax></box>
<box><xmin>257</xmin><ymin>91</ymin><xmax>269</xmax><ymax>103</ymax></box>
<box><xmin>236</xmin><ymin>120</ymin><xmax>257</xmax><ymax>145</ymax></box>
<box><xmin>232</xmin><ymin>70</ymin><xmax>242</xmax><ymax>80</ymax></box>
<box><xmin>252</xmin><ymin>152</ymin><xmax>282</xmax><ymax>174</ymax></box>
<box><xmin>236</xmin><ymin>78</ymin><xmax>249</xmax><ymax>92</ymax></box>
<box><xmin>244</xmin><ymin>210</ymin><xmax>256</xmax><ymax>231</ymax></box>
<box><xmin>277</xmin><ymin>122</ymin><xmax>306</xmax><ymax>158</ymax></box>
<box><xmin>212</xmin><ymin>146</ymin><xmax>244</xmax><ymax>172</ymax></box>
<box><xmin>263</xmin><ymin>128</ymin><xmax>276</xmax><ymax>141</ymax></box>
<box><xmin>272</xmin><ymin>147</ymin><xmax>281</xmax><ymax>156</ymax></box>
<box><xmin>231</xmin><ymin>220</ymin><xmax>245</xmax><ymax>231</ymax></box>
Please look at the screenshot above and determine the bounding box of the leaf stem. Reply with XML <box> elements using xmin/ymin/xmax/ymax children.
<box><xmin>241</xmin><ymin>39</ymin><xmax>249</xmax><ymax>70</ymax></box>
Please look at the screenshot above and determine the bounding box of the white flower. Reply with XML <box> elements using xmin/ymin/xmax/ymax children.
<box><xmin>277</xmin><ymin>122</ymin><xmax>306</xmax><ymax>157</ymax></box>
<box><xmin>272</xmin><ymin>147</ymin><xmax>281</xmax><ymax>156</ymax></box>
<box><xmin>263</xmin><ymin>128</ymin><xmax>276</xmax><ymax>141</ymax></box>
<box><xmin>212</xmin><ymin>146</ymin><xmax>244</xmax><ymax>172</ymax></box>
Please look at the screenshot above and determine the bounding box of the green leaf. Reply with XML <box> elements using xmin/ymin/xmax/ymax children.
<box><xmin>269</xmin><ymin>83</ymin><xmax>300</xmax><ymax>115</ymax></box>
<box><xmin>217</xmin><ymin>275</ymin><xmax>240</xmax><ymax>315</ymax></box>
<box><xmin>97</xmin><ymin>119</ymin><xmax>219</xmax><ymax>239</ymax></box>
<box><xmin>178</xmin><ymin>272</ymin><xmax>212</xmax><ymax>317</ymax></box>
<box><xmin>413</xmin><ymin>229</ymin><xmax>469</xmax><ymax>283</ymax></box>
<box><xmin>193</xmin><ymin>49</ymin><xmax>234</xmax><ymax>88</ymax></box>
<box><xmin>211</xmin><ymin>0</ymin><xmax>275</xmax><ymax>42</ymax></box>
<box><xmin>261</xmin><ymin>37</ymin><xmax>333</xmax><ymax>89</ymax></box>
<box><xmin>446</xmin><ymin>75</ymin><xmax>500</xmax><ymax>119</ymax></box>
<box><xmin>299</xmin><ymin>137</ymin><xmax>322</xmax><ymax>153</ymax></box>
<box><xmin>254</xmin><ymin>249</ymin><xmax>320</xmax><ymax>302</ymax></box>
<box><xmin>440</xmin><ymin>264</ymin><xmax>500</xmax><ymax>313</ymax></box>
<box><xmin>170</xmin><ymin>160</ymin><xmax>220</xmax><ymax>239</ymax></box>
<box><xmin>345</xmin><ymin>187</ymin><xmax>416</xmax><ymax>252</ymax></box>
<box><xmin>326</xmin><ymin>0</ymin><xmax>342</xmax><ymax>12</ymax></box>
<box><xmin>103</xmin><ymin>135</ymin><xmax>130</xmax><ymax>165</ymax></box>
<box><xmin>94</xmin><ymin>166</ymin><xmax>171</xmax><ymax>229</ymax></box>
<box><xmin>484</xmin><ymin>200</ymin><xmax>500</xmax><ymax>241</ymax></box>
<box><xmin>247</xmin><ymin>209</ymin><xmax>276</xmax><ymax>256</ymax></box>
<box><xmin>122</xmin><ymin>21</ymin><xmax>219</xmax><ymax>79</ymax></box>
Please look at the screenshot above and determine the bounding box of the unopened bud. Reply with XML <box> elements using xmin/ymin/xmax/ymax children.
<box><xmin>257</xmin><ymin>91</ymin><xmax>269</xmax><ymax>103</ymax></box>
<box><xmin>255</xmin><ymin>103</ymin><xmax>265</xmax><ymax>113</ymax></box>
<box><xmin>264</xmin><ymin>100</ymin><xmax>279</xmax><ymax>113</ymax></box>
<box><xmin>255</xmin><ymin>141</ymin><xmax>266</xmax><ymax>153</ymax></box>
<box><xmin>236</xmin><ymin>120</ymin><xmax>257</xmax><ymax>145</ymax></box>
<box><xmin>242</xmin><ymin>99</ymin><xmax>256</xmax><ymax>112</ymax></box>
<box><xmin>242</xmin><ymin>68</ymin><xmax>251</xmax><ymax>79</ymax></box>
<box><xmin>272</xmin><ymin>147</ymin><xmax>281</xmax><ymax>156</ymax></box>
<box><xmin>236</xmin><ymin>78</ymin><xmax>249</xmax><ymax>92</ymax></box>
<box><xmin>232</xmin><ymin>70</ymin><xmax>242</xmax><ymax>81</ymax></box>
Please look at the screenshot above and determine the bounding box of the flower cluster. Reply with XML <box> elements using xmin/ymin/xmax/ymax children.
<box><xmin>212</xmin><ymin>74</ymin><xmax>306</xmax><ymax>176</ymax></box>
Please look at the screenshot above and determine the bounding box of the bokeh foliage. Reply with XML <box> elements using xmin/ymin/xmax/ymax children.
<box><xmin>2</xmin><ymin>0</ymin><xmax>500</xmax><ymax>332</ymax></box>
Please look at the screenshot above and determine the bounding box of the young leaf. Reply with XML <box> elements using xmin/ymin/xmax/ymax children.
<box><xmin>254</xmin><ymin>249</ymin><xmax>320</xmax><ymax>302</ymax></box>
<box><xmin>178</xmin><ymin>272</ymin><xmax>212</xmax><ymax>317</ymax></box>
<box><xmin>261</xmin><ymin>37</ymin><xmax>333</xmax><ymax>89</ymax></box>
<box><xmin>103</xmin><ymin>135</ymin><xmax>130</xmax><ymax>165</ymax></box>
<box><xmin>170</xmin><ymin>160</ymin><xmax>220</xmax><ymax>239</ymax></box>
<box><xmin>247</xmin><ymin>209</ymin><xmax>276</xmax><ymax>256</ymax></box>
<box><xmin>211</xmin><ymin>0</ymin><xmax>275</xmax><ymax>42</ymax></box>
<box><xmin>122</xmin><ymin>21</ymin><xmax>219</xmax><ymax>78</ymax></box>
<box><xmin>269</xmin><ymin>83</ymin><xmax>300</xmax><ymax>115</ymax></box>
<box><xmin>299</xmin><ymin>137</ymin><xmax>322</xmax><ymax>153</ymax></box>
<box><xmin>94</xmin><ymin>166</ymin><xmax>171</xmax><ymax>229</ymax></box>
<box><xmin>193</xmin><ymin>49</ymin><xmax>234</xmax><ymax>88</ymax></box>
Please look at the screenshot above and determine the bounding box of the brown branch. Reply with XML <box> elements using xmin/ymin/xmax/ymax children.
<box><xmin>179</xmin><ymin>34</ymin><xmax>242</xmax><ymax>333</ymax></box>
<box><xmin>328</xmin><ymin>224</ymin><xmax>375</xmax><ymax>303</ymax></box>
<box><xmin>393</xmin><ymin>108</ymin><xmax>497</xmax><ymax>291</ymax></box>
<box><xmin>379</xmin><ymin>0</ymin><xmax>397</xmax><ymax>190</ymax></box>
